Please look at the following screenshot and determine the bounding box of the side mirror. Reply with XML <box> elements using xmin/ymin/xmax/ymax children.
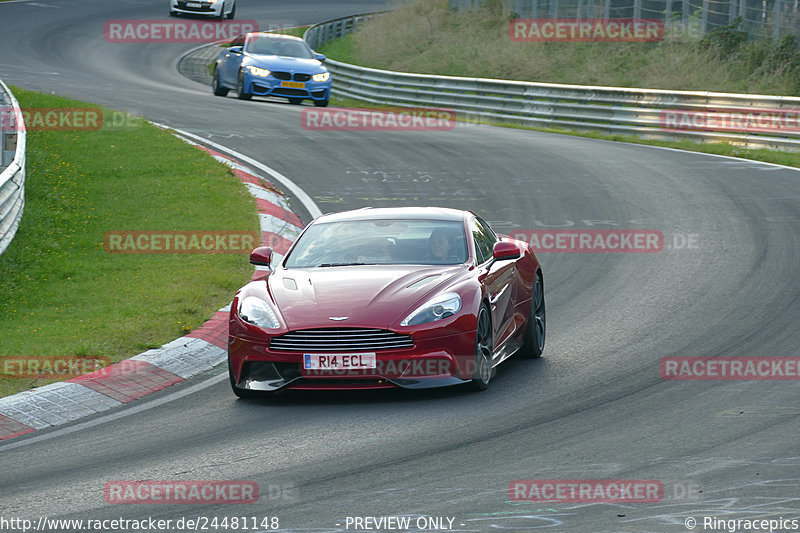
<box><xmin>315</xmin><ymin>53</ymin><xmax>326</xmax><ymax>62</ymax></box>
<box><xmin>230</xmin><ymin>46</ymin><xmax>243</xmax><ymax>55</ymax></box>
<box><xmin>249</xmin><ymin>246</ymin><xmax>273</xmax><ymax>267</ymax></box>
<box><xmin>492</xmin><ymin>241</ymin><xmax>521</xmax><ymax>261</ymax></box>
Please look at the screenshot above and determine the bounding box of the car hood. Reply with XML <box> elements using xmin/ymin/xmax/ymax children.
<box><xmin>267</xmin><ymin>265</ymin><xmax>465</xmax><ymax>330</ymax></box>
<box><xmin>244</xmin><ymin>54</ymin><xmax>326</xmax><ymax>73</ymax></box>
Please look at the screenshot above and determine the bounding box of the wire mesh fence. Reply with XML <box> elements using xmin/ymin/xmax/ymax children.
<box><xmin>451</xmin><ymin>0</ymin><xmax>800</xmax><ymax>39</ymax></box>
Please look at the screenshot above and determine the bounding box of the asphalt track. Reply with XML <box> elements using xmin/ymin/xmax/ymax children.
<box><xmin>1</xmin><ymin>0</ymin><xmax>799</xmax><ymax>531</ymax></box>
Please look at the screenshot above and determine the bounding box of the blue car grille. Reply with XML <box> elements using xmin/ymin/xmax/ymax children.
<box><xmin>272</xmin><ymin>88</ymin><xmax>308</xmax><ymax>97</ymax></box>
<box><xmin>271</xmin><ymin>72</ymin><xmax>313</xmax><ymax>82</ymax></box>
<box><xmin>270</xmin><ymin>328</ymin><xmax>414</xmax><ymax>352</ymax></box>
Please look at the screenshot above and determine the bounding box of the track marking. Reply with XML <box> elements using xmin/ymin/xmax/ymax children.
<box><xmin>0</xmin><ymin>372</ymin><xmax>228</xmax><ymax>452</ymax></box>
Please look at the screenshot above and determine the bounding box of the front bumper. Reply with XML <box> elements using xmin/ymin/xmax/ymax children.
<box><xmin>171</xmin><ymin>1</ymin><xmax>223</xmax><ymax>16</ymax></box>
<box><xmin>243</xmin><ymin>73</ymin><xmax>331</xmax><ymax>102</ymax></box>
<box><xmin>229</xmin><ymin>330</ymin><xmax>477</xmax><ymax>392</ymax></box>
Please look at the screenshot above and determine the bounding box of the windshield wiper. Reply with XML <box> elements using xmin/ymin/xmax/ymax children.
<box><xmin>316</xmin><ymin>262</ymin><xmax>368</xmax><ymax>267</ymax></box>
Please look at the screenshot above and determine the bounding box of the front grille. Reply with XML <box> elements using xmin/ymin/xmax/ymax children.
<box><xmin>272</xmin><ymin>88</ymin><xmax>307</xmax><ymax>97</ymax></box>
<box><xmin>177</xmin><ymin>1</ymin><xmax>213</xmax><ymax>11</ymax></box>
<box><xmin>270</xmin><ymin>328</ymin><xmax>414</xmax><ymax>352</ymax></box>
<box><xmin>271</xmin><ymin>72</ymin><xmax>312</xmax><ymax>82</ymax></box>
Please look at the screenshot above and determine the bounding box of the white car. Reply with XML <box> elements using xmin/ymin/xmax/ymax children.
<box><xmin>170</xmin><ymin>0</ymin><xmax>236</xmax><ymax>19</ymax></box>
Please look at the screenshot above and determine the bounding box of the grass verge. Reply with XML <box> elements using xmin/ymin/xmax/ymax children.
<box><xmin>0</xmin><ymin>88</ymin><xmax>259</xmax><ymax>397</ymax></box>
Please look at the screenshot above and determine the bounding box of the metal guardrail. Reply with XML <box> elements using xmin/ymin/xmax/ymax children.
<box><xmin>304</xmin><ymin>13</ymin><xmax>800</xmax><ymax>151</ymax></box>
<box><xmin>0</xmin><ymin>80</ymin><xmax>26</xmax><ymax>257</ymax></box>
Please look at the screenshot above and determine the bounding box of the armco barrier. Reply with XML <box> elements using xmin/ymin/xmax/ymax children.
<box><xmin>0</xmin><ymin>80</ymin><xmax>26</xmax><ymax>256</ymax></box>
<box><xmin>303</xmin><ymin>13</ymin><xmax>800</xmax><ymax>151</ymax></box>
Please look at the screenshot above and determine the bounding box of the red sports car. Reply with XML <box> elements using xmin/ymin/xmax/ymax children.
<box><xmin>227</xmin><ymin>207</ymin><xmax>545</xmax><ymax>397</ymax></box>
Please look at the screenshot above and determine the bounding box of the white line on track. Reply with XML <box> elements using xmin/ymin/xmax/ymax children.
<box><xmin>0</xmin><ymin>372</ymin><xmax>228</xmax><ymax>452</ymax></box>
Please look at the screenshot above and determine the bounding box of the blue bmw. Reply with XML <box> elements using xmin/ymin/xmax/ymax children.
<box><xmin>213</xmin><ymin>33</ymin><xmax>331</xmax><ymax>107</ymax></box>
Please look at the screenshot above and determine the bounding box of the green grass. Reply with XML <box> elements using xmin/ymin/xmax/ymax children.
<box><xmin>0</xmin><ymin>88</ymin><xmax>259</xmax><ymax>397</ymax></box>
<box><xmin>278</xmin><ymin>26</ymin><xmax>309</xmax><ymax>38</ymax></box>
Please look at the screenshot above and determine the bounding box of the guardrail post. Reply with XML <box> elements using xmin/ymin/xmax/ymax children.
<box><xmin>550</xmin><ymin>0</ymin><xmax>559</xmax><ymax>17</ymax></box>
<box><xmin>701</xmin><ymin>0</ymin><xmax>709</xmax><ymax>33</ymax></box>
<box><xmin>682</xmin><ymin>0</ymin><xmax>690</xmax><ymax>30</ymax></box>
<box><xmin>634</xmin><ymin>0</ymin><xmax>642</xmax><ymax>19</ymax></box>
<box><xmin>603</xmin><ymin>0</ymin><xmax>610</xmax><ymax>20</ymax></box>
<box><xmin>728</xmin><ymin>0</ymin><xmax>738</xmax><ymax>22</ymax></box>
<box><xmin>665</xmin><ymin>0</ymin><xmax>673</xmax><ymax>28</ymax></box>
<box><xmin>773</xmin><ymin>0</ymin><xmax>783</xmax><ymax>39</ymax></box>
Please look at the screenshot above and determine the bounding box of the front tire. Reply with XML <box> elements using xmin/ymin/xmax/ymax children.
<box><xmin>226</xmin><ymin>2</ymin><xmax>236</xmax><ymax>19</ymax></box>
<box><xmin>237</xmin><ymin>70</ymin><xmax>252</xmax><ymax>100</ymax></box>
<box><xmin>469</xmin><ymin>304</ymin><xmax>494</xmax><ymax>391</ymax></box>
<box><xmin>288</xmin><ymin>97</ymin><xmax>303</xmax><ymax>105</ymax></box>
<box><xmin>212</xmin><ymin>68</ymin><xmax>229</xmax><ymax>96</ymax></box>
<box><xmin>313</xmin><ymin>98</ymin><xmax>330</xmax><ymax>107</ymax></box>
<box><xmin>521</xmin><ymin>272</ymin><xmax>545</xmax><ymax>359</ymax></box>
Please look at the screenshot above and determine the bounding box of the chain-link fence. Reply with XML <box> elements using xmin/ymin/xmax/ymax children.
<box><xmin>451</xmin><ymin>0</ymin><xmax>800</xmax><ymax>39</ymax></box>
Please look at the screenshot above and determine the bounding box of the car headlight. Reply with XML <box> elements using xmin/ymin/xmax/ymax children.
<box><xmin>401</xmin><ymin>292</ymin><xmax>462</xmax><ymax>326</ymax></box>
<box><xmin>239</xmin><ymin>296</ymin><xmax>281</xmax><ymax>329</ymax></box>
<box><xmin>312</xmin><ymin>72</ymin><xmax>330</xmax><ymax>82</ymax></box>
<box><xmin>246</xmin><ymin>66</ymin><xmax>271</xmax><ymax>77</ymax></box>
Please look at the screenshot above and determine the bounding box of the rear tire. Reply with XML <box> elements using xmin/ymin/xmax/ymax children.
<box><xmin>212</xmin><ymin>68</ymin><xmax>229</xmax><ymax>96</ymax></box>
<box><xmin>237</xmin><ymin>70</ymin><xmax>252</xmax><ymax>100</ymax></box>
<box><xmin>226</xmin><ymin>2</ymin><xmax>235</xmax><ymax>19</ymax></box>
<box><xmin>520</xmin><ymin>272</ymin><xmax>545</xmax><ymax>359</ymax></box>
<box><xmin>469</xmin><ymin>304</ymin><xmax>494</xmax><ymax>391</ymax></box>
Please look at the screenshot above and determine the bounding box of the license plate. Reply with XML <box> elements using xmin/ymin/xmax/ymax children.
<box><xmin>281</xmin><ymin>81</ymin><xmax>305</xmax><ymax>89</ymax></box>
<box><xmin>303</xmin><ymin>353</ymin><xmax>376</xmax><ymax>370</ymax></box>
<box><xmin>187</xmin><ymin>3</ymin><xmax>202</xmax><ymax>7</ymax></box>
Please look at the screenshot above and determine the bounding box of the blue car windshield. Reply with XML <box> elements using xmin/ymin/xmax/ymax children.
<box><xmin>284</xmin><ymin>219</ymin><xmax>469</xmax><ymax>268</ymax></box>
<box><xmin>246</xmin><ymin>37</ymin><xmax>314</xmax><ymax>59</ymax></box>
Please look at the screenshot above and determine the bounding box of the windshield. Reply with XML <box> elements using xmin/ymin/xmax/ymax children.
<box><xmin>245</xmin><ymin>36</ymin><xmax>314</xmax><ymax>59</ymax></box>
<box><xmin>284</xmin><ymin>219</ymin><xmax>468</xmax><ymax>268</ymax></box>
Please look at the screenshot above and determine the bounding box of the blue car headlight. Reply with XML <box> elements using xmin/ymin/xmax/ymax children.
<box><xmin>401</xmin><ymin>292</ymin><xmax>462</xmax><ymax>326</ymax></box>
<box><xmin>312</xmin><ymin>72</ymin><xmax>330</xmax><ymax>82</ymax></box>
<box><xmin>239</xmin><ymin>296</ymin><xmax>281</xmax><ymax>329</ymax></box>
<box><xmin>246</xmin><ymin>66</ymin><xmax>271</xmax><ymax>78</ymax></box>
